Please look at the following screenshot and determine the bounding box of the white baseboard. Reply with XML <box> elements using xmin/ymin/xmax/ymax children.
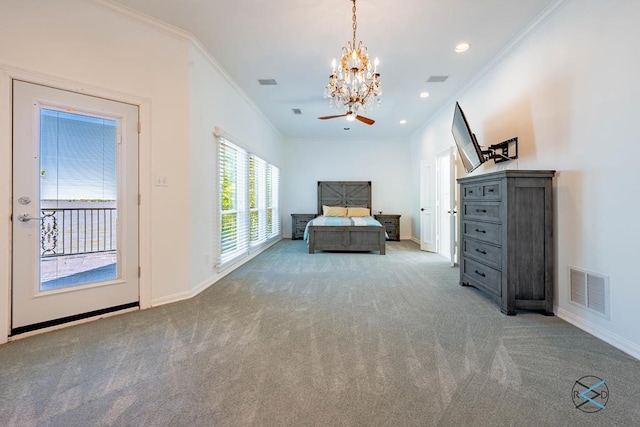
<box><xmin>556</xmin><ymin>307</ymin><xmax>640</xmax><ymax>361</ymax></box>
<box><xmin>151</xmin><ymin>290</ymin><xmax>193</xmax><ymax>307</ymax></box>
<box><xmin>151</xmin><ymin>238</ymin><xmax>282</xmax><ymax>307</ymax></box>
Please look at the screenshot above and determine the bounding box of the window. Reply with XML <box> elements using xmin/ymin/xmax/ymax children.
<box><xmin>266</xmin><ymin>163</ymin><xmax>280</xmax><ymax>238</ymax></box>
<box><xmin>218</xmin><ymin>136</ymin><xmax>280</xmax><ymax>270</ymax></box>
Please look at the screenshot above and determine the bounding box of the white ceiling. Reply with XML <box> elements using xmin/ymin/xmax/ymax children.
<box><xmin>110</xmin><ymin>0</ymin><xmax>559</xmax><ymax>140</ymax></box>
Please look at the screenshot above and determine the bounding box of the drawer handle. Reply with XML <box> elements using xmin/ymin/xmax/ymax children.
<box><xmin>475</xmin><ymin>248</ymin><xmax>487</xmax><ymax>255</ymax></box>
<box><xmin>468</xmin><ymin>190</ymin><xmax>474</xmax><ymax>194</ymax></box>
<box><xmin>475</xmin><ymin>209</ymin><xmax>487</xmax><ymax>213</ymax></box>
<box><xmin>474</xmin><ymin>228</ymin><xmax>486</xmax><ymax>234</ymax></box>
<box><xmin>474</xmin><ymin>270</ymin><xmax>486</xmax><ymax>277</ymax></box>
<box><xmin>488</xmin><ymin>189</ymin><xmax>494</xmax><ymax>193</ymax></box>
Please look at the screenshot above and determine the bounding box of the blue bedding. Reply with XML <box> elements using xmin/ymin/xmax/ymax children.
<box><xmin>304</xmin><ymin>216</ymin><xmax>385</xmax><ymax>241</ymax></box>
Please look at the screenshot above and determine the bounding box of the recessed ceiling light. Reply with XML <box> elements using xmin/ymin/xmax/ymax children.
<box><xmin>399</xmin><ymin>120</ymin><xmax>407</xmax><ymax>125</ymax></box>
<box><xmin>455</xmin><ymin>42</ymin><xmax>470</xmax><ymax>53</ymax></box>
<box><xmin>420</xmin><ymin>92</ymin><xmax>430</xmax><ymax>98</ymax></box>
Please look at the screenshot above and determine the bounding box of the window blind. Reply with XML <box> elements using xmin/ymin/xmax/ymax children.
<box><xmin>267</xmin><ymin>164</ymin><xmax>281</xmax><ymax>238</ymax></box>
<box><xmin>218</xmin><ymin>137</ymin><xmax>249</xmax><ymax>268</ymax></box>
<box><xmin>217</xmin><ymin>134</ymin><xmax>281</xmax><ymax>271</ymax></box>
<box><xmin>249</xmin><ymin>155</ymin><xmax>266</xmax><ymax>245</ymax></box>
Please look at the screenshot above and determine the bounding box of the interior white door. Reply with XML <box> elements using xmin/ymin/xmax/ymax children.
<box><xmin>436</xmin><ymin>151</ymin><xmax>451</xmax><ymax>259</ymax></box>
<box><xmin>12</xmin><ymin>80</ymin><xmax>139</xmax><ymax>333</ymax></box>
<box><xmin>420</xmin><ymin>161</ymin><xmax>436</xmax><ymax>252</ymax></box>
<box><xmin>448</xmin><ymin>147</ymin><xmax>458</xmax><ymax>267</ymax></box>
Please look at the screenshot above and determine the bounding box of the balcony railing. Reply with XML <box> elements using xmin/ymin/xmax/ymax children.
<box><xmin>40</xmin><ymin>207</ymin><xmax>117</xmax><ymax>257</ymax></box>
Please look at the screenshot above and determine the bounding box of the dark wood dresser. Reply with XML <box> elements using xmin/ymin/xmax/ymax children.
<box><xmin>291</xmin><ymin>213</ymin><xmax>316</xmax><ymax>240</ymax></box>
<box><xmin>458</xmin><ymin>170</ymin><xmax>555</xmax><ymax>315</ymax></box>
<box><xmin>374</xmin><ymin>214</ymin><xmax>401</xmax><ymax>241</ymax></box>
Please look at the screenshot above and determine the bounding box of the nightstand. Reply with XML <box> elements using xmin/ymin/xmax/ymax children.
<box><xmin>374</xmin><ymin>214</ymin><xmax>401</xmax><ymax>241</ymax></box>
<box><xmin>291</xmin><ymin>213</ymin><xmax>316</xmax><ymax>240</ymax></box>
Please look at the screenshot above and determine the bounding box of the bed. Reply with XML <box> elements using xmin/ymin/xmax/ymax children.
<box><xmin>305</xmin><ymin>181</ymin><xmax>386</xmax><ymax>255</ymax></box>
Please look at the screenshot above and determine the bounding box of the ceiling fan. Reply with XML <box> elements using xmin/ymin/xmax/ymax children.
<box><xmin>317</xmin><ymin>111</ymin><xmax>375</xmax><ymax>125</ymax></box>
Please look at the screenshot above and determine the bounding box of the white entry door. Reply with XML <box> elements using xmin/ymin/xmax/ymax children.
<box><xmin>12</xmin><ymin>80</ymin><xmax>139</xmax><ymax>333</ymax></box>
<box><xmin>420</xmin><ymin>161</ymin><xmax>436</xmax><ymax>252</ymax></box>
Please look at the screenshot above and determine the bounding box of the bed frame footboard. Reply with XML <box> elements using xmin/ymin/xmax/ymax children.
<box><xmin>307</xmin><ymin>225</ymin><xmax>386</xmax><ymax>255</ymax></box>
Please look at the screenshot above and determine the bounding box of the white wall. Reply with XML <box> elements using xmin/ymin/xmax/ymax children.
<box><xmin>283</xmin><ymin>137</ymin><xmax>413</xmax><ymax>239</ymax></box>
<box><xmin>410</xmin><ymin>0</ymin><xmax>640</xmax><ymax>358</ymax></box>
<box><xmin>187</xmin><ymin>43</ymin><xmax>285</xmax><ymax>298</ymax></box>
<box><xmin>0</xmin><ymin>0</ymin><xmax>285</xmax><ymax>340</ymax></box>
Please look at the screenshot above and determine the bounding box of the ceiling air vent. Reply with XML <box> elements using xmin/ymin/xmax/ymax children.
<box><xmin>292</xmin><ymin>108</ymin><xmax>302</xmax><ymax>115</ymax></box>
<box><xmin>258</xmin><ymin>79</ymin><xmax>278</xmax><ymax>86</ymax></box>
<box><xmin>427</xmin><ymin>76</ymin><xmax>449</xmax><ymax>83</ymax></box>
<box><xmin>569</xmin><ymin>266</ymin><xmax>609</xmax><ymax>318</ymax></box>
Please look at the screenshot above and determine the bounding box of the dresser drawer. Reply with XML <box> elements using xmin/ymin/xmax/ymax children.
<box><xmin>462</xmin><ymin>181</ymin><xmax>501</xmax><ymax>200</ymax></box>
<box><xmin>294</xmin><ymin>216</ymin><xmax>315</xmax><ymax>226</ymax></box>
<box><xmin>462</xmin><ymin>220</ymin><xmax>501</xmax><ymax>245</ymax></box>
<box><xmin>291</xmin><ymin>214</ymin><xmax>316</xmax><ymax>240</ymax></box>
<box><xmin>385</xmin><ymin>230</ymin><xmax>399</xmax><ymax>240</ymax></box>
<box><xmin>463</xmin><ymin>238</ymin><xmax>501</xmax><ymax>269</ymax></box>
<box><xmin>462</xmin><ymin>257</ymin><xmax>501</xmax><ymax>296</ymax></box>
<box><xmin>374</xmin><ymin>214</ymin><xmax>401</xmax><ymax>241</ymax></box>
<box><xmin>462</xmin><ymin>202</ymin><xmax>501</xmax><ymax>222</ymax></box>
<box><xmin>381</xmin><ymin>223</ymin><xmax>398</xmax><ymax>235</ymax></box>
<box><xmin>294</xmin><ymin>218</ymin><xmax>310</xmax><ymax>227</ymax></box>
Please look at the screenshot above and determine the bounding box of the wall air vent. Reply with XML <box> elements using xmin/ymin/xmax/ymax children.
<box><xmin>258</xmin><ymin>79</ymin><xmax>278</xmax><ymax>86</ymax></box>
<box><xmin>427</xmin><ymin>75</ymin><xmax>449</xmax><ymax>83</ymax></box>
<box><xmin>570</xmin><ymin>268</ymin><xmax>586</xmax><ymax>305</ymax></box>
<box><xmin>292</xmin><ymin>108</ymin><xmax>302</xmax><ymax>115</ymax></box>
<box><xmin>569</xmin><ymin>266</ymin><xmax>609</xmax><ymax>319</ymax></box>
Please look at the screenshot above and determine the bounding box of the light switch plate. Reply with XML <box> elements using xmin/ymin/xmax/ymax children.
<box><xmin>154</xmin><ymin>176</ymin><xmax>168</xmax><ymax>187</ymax></box>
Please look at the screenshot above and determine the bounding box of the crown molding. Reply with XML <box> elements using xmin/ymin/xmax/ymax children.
<box><xmin>82</xmin><ymin>0</ymin><xmax>282</xmax><ymax>140</ymax></box>
<box><xmin>83</xmin><ymin>0</ymin><xmax>192</xmax><ymax>41</ymax></box>
<box><xmin>188</xmin><ymin>39</ymin><xmax>283</xmax><ymax>139</ymax></box>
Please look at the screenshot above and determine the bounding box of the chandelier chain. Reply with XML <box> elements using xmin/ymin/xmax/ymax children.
<box><xmin>352</xmin><ymin>0</ymin><xmax>357</xmax><ymax>48</ymax></box>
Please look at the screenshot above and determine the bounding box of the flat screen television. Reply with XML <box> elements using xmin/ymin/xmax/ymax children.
<box><xmin>451</xmin><ymin>102</ymin><xmax>485</xmax><ymax>173</ymax></box>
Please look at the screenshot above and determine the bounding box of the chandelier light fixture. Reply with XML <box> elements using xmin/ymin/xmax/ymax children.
<box><xmin>320</xmin><ymin>0</ymin><xmax>381</xmax><ymax>125</ymax></box>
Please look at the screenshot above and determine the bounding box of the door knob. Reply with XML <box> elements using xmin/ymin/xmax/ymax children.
<box><xmin>17</xmin><ymin>213</ymin><xmax>44</xmax><ymax>222</ymax></box>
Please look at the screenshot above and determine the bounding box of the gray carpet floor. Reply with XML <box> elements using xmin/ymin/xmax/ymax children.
<box><xmin>1</xmin><ymin>240</ymin><xmax>639</xmax><ymax>426</ymax></box>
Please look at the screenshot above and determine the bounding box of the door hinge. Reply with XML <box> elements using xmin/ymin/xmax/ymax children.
<box><xmin>138</xmin><ymin>266</ymin><xmax>141</xmax><ymax>278</ymax></box>
<box><xmin>138</xmin><ymin>194</ymin><xmax>141</xmax><ymax>205</ymax></box>
<box><xmin>137</xmin><ymin>122</ymin><xmax>141</xmax><ymax>133</ymax></box>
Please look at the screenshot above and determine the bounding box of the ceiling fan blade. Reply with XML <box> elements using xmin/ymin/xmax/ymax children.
<box><xmin>355</xmin><ymin>115</ymin><xmax>375</xmax><ymax>125</ymax></box>
<box><xmin>318</xmin><ymin>114</ymin><xmax>347</xmax><ymax>120</ymax></box>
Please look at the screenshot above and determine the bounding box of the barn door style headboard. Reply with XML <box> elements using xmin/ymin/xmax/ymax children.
<box><xmin>317</xmin><ymin>181</ymin><xmax>372</xmax><ymax>215</ymax></box>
